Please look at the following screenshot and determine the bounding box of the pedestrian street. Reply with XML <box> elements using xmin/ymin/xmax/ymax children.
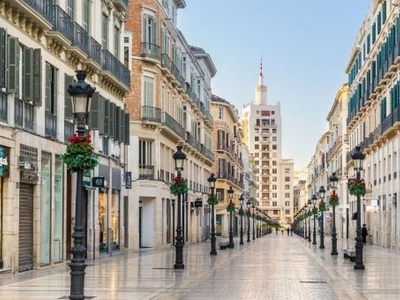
<box><xmin>1</xmin><ymin>233</ymin><xmax>400</xmax><ymax>299</ymax></box>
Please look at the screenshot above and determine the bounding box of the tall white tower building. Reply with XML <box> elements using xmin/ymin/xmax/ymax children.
<box><xmin>242</xmin><ymin>64</ymin><xmax>294</xmax><ymax>226</ymax></box>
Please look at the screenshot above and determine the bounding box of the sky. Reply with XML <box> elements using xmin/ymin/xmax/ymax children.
<box><xmin>178</xmin><ymin>0</ymin><xmax>371</xmax><ymax>170</ymax></box>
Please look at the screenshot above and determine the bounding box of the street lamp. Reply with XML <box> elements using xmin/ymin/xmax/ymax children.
<box><xmin>239</xmin><ymin>194</ymin><xmax>244</xmax><ymax>245</ymax></box>
<box><xmin>247</xmin><ymin>200</ymin><xmax>251</xmax><ymax>242</ymax></box>
<box><xmin>303</xmin><ymin>204</ymin><xmax>308</xmax><ymax>240</ymax></box>
<box><xmin>307</xmin><ymin>200</ymin><xmax>311</xmax><ymax>242</ymax></box>
<box><xmin>351</xmin><ymin>146</ymin><xmax>365</xmax><ymax>270</ymax></box>
<box><xmin>312</xmin><ymin>194</ymin><xmax>317</xmax><ymax>245</ymax></box>
<box><xmin>329</xmin><ymin>172</ymin><xmax>339</xmax><ymax>255</ymax></box>
<box><xmin>227</xmin><ymin>186</ymin><xmax>235</xmax><ymax>248</ymax></box>
<box><xmin>251</xmin><ymin>203</ymin><xmax>256</xmax><ymax>240</ymax></box>
<box><xmin>67</xmin><ymin>70</ymin><xmax>95</xmax><ymax>300</ymax></box>
<box><xmin>173</xmin><ymin>145</ymin><xmax>187</xmax><ymax>269</ymax></box>
<box><xmin>208</xmin><ymin>173</ymin><xmax>217</xmax><ymax>255</ymax></box>
<box><xmin>319</xmin><ymin>185</ymin><xmax>326</xmax><ymax>249</ymax></box>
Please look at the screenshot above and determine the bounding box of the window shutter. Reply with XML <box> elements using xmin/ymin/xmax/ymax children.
<box><xmin>115</xmin><ymin>106</ymin><xmax>121</xmax><ymax>142</ymax></box>
<box><xmin>119</xmin><ymin>108</ymin><xmax>124</xmax><ymax>143</ymax></box>
<box><xmin>32</xmin><ymin>48</ymin><xmax>42</xmax><ymax>105</ymax></box>
<box><xmin>0</xmin><ymin>28</ymin><xmax>6</xmax><ymax>88</ymax></box>
<box><xmin>64</xmin><ymin>74</ymin><xmax>74</xmax><ymax>121</ymax></box>
<box><xmin>23</xmin><ymin>47</ymin><xmax>34</xmax><ymax>101</ymax></box>
<box><xmin>152</xmin><ymin>19</ymin><xmax>157</xmax><ymax>45</ymax></box>
<box><xmin>8</xmin><ymin>37</ymin><xmax>19</xmax><ymax>94</ymax></box>
<box><xmin>45</xmin><ymin>63</ymin><xmax>52</xmax><ymax>112</ymax></box>
<box><xmin>109</xmin><ymin>102</ymin><xmax>115</xmax><ymax>139</ymax></box>
<box><xmin>89</xmin><ymin>91</ymin><xmax>99</xmax><ymax>129</ymax></box>
<box><xmin>104</xmin><ymin>99</ymin><xmax>110</xmax><ymax>136</ymax></box>
<box><xmin>53</xmin><ymin>68</ymin><xmax>57</xmax><ymax>114</ymax></box>
<box><xmin>124</xmin><ymin>112</ymin><xmax>130</xmax><ymax>145</ymax></box>
<box><xmin>142</xmin><ymin>14</ymin><xmax>148</xmax><ymax>43</ymax></box>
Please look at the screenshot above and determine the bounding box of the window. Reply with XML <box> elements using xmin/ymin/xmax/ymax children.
<box><xmin>285</xmin><ymin>177</ymin><xmax>290</xmax><ymax>182</ymax></box>
<box><xmin>218</xmin><ymin>106</ymin><xmax>223</xmax><ymax>119</ymax></box>
<box><xmin>285</xmin><ymin>193</ymin><xmax>290</xmax><ymax>198</ymax></box>
<box><xmin>102</xmin><ymin>13</ymin><xmax>109</xmax><ymax>49</ymax></box>
<box><xmin>272</xmin><ymin>185</ymin><xmax>277</xmax><ymax>189</ymax></box>
<box><xmin>139</xmin><ymin>139</ymin><xmax>153</xmax><ymax>166</ymax></box>
<box><xmin>272</xmin><ymin>145</ymin><xmax>277</xmax><ymax>150</ymax></box>
<box><xmin>273</xmin><ymin>210</ymin><xmax>279</xmax><ymax>215</ymax></box>
<box><xmin>143</xmin><ymin>14</ymin><xmax>157</xmax><ymax>48</ymax></box>
<box><xmin>285</xmin><ymin>168</ymin><xmax>290</xmax><ymax>173</ymax></box>
<box><xmin>114</xmin><ymin>27</ymin><xmax>120</xmax><ymax>57</ymax></box>
<box><xmin>255</xmin><ymin>136</ymin><xmax>259</xmax><ymax>141</ymax></box>
<box><xmin>272</xmin><ymin>129</ymin><xmax>277</xmax><ymax>133</ymax></box>
<box><xmin>285</xmin><ymin>184</ymin><xmax>290</xmax><ymax>189</ymax></box>
<box><xmin>45</xmin><ymin>63</ymin><xmax>57</xmax><ymax>138</ymax></box>
<box><xmin>272</xmin><ymin>136</ymin><xmax>277</xmax><ymax>142</ymax></box>
<box><xmin>143</xmin><ymin>76</ymin><xmax>154</xmax><ymax>106</ymax></box>
<box><xmin>82</xmin><ymin>0</ymin><xmax>90</xmax><ymax>32</ymax></box>
<box><xmin>261</xmin><ymin>110</ymin><xmax>270</xmax><ymax>116</ymax></box>
<box><xmin>216</xmin><ymin>188</ymin><xmax>224</xmax><ymax>201</ymax></box>
<box><xmin>285</xmin><ymin>210</ymin><xmax>290</xmax><ymax>215</ymax></box>
<box><xmin>272</xmin><ymin>193</ymin><xmax>277</xmax><ymax>198</ymax></box>
<box><xmin>272</xmin><ymin>201</ymin><xmax>277</xmax><ymax>206</ymax></box>
<box><xmin>67</xmin><ymin>0</ymin><xmax>74</xmax><ymax>20</ymax></box>
<box><xmin>285</xmin><ymin>201</ymin><xmax>290</xmax><ymax>206</ymax></box>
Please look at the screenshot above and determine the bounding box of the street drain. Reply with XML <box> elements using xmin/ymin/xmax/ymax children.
<box><xmin>300</xmin><ymin>280</ymin><xmax>327</xmax><ymax>284</ymax></box>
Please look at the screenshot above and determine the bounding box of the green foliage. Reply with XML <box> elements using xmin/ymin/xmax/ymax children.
<box><xmin>170</xmin><ymin>176</ymin><xmax>188</xmax><ymax>196</ymax></box>
<box><xmin>207</xmin><ymin>195</ymin><xmax>219</xmax><ymax>205</ymax></box>
<box><xmin>61</xmin><ymin>134</ymin><xmax>99</xmax><ymax>172</ymax></box>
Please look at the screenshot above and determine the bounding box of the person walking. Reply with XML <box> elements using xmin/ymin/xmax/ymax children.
<box><xmin>362</xmin><ymin>224</ymin><xmax>368</xmax><ymax>245</ymax></box>
<box><xmin>287</xmin><ymin>227</ymin><xmax>290</xmax><ymax>236</ymax></box>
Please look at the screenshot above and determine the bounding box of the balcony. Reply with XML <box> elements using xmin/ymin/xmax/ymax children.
<box><xmin>113</xmin><ymin>0</ymin><xmax>129</xmax><ymax>11</ymax></box>
<box><xmin>101</xmin><ymin>50</ymin><xmax>130</xmax><ymax>89</ymax></box>
<box><xmin>139</xmin><ymin>165</ymin><xmax>154</xmax><ymax>180</ymax></box>
<box><xmin>141</xmin><ymin>42</ymin><xmax>160</xmax><ymax>60</ymax></box>
<box><xmin>161</xmin><ymin>112</ymin><xmax>185</xmax><ymax>139</ymax></box>
<box><xmin>142</xmin><ymin>106</ymin><xmax>161</xmax><ymax>123</ymax></box>
<box><xmin>48</xmin><ymin>5</ymin><xmax>73</xmax><ymax>43</ymax></box>
<box><xmin>45</xmin><ymin>112</ymin><xmax>57</xmax><ymax>139</ymax></box>
<box><xmin>71</xmin><ymin>22</ymin><xmax>89</xmax><ymax>57</ymax></box>
<box><xmin>88</xmin><ymin>37</ymin><xmax>102</xmax><ymax>66</ymax></box>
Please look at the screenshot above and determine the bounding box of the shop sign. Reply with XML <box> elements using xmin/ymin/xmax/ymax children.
<box><xmin>20</xmin><ymin>164</ymin><xmax>39</xmax><ymax>183</ymax></box>
<box><xmin>83</xmin><ymin>170</ymin><xmax>91</xmax><ymax>187</ymax></box>
<box><xmin>0</xmin><ymin>146</ymin><xmax>8</xmax><ymax>177</ymax></box>
<box><xmin>125</xmin><ymin>171</ymin><xmax>132</xmax><ymax>189</ymax></box>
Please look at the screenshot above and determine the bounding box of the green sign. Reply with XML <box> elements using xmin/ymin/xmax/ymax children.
<box><xmin>83</xmin><ymin>171</ymin><xmax>91</xmax><ymax>187</ymax></box>
<box><xmin>92</xmin><ymin>176</ymin><xmax>105</xmax><ymax>188</ymax></box>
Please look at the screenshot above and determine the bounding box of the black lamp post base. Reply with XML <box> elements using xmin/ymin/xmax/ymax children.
<box><xmin>174</xmin><ymin>263</ymin><xmax>185</xmax><ymax>269</ymax></box>
<box><xmin>210</xmin><ymin>250</ymin><xmax>217</xmax><ymax>255</ymax></box>
<box><xmin>354</xmin><ymin>264</ymin><xmax>365</xmax><ymax>270</ymax></box>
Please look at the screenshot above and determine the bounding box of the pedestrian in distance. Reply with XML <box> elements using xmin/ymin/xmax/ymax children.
<box><xmin>290</xmin><ymin>227</ymin><xmax>293</xmax><ymax>236</ymax></box>
<box><xmin>281</xmin><ymin>229</ymin><xmax>284</xmax><ymax>235</ymax></box>
<box><xmin>287</xmin><ymin>227</ymin><xmax>289</xmax><ymax>236</ymax></box>
<box><xmin>275</xmin><ymin>227</ymin><xmax>278</xmax><ymax>235</ymax></box>
<box><xmin>362</xmin><ymin>224</ymin><xmax>368</xmax><ymax>245</ymax></box>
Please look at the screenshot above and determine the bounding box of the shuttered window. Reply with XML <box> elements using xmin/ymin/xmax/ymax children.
<box><xmin>109</xmin><ymin>102</ymin><xmax>115</xmax><ymax>139</ymax></box>
<box><xmin>143</xmin><ymin>75</ymin><xmax>154</xmax><ymax>106</ymax></box>
<box><xmin>102</xmin><ymin>13</ymin><xmax>108</xmax><ymax>49</ymax></box>
<box><xmin>23</xmin><ymin>48</ymin><xmax>41</xmax><ymax>105</ymax></box>
<box><xmin>45</xmin><ymin>63</ymin><xmax>57</xmax><ymax>115</ymax></box>
<box><xmin>8</xmin><ymin>37</ymin><xmax>19</xmax><ymax>94</ymax></box>
<box><xmin>124</xmin><ymin>113</ymin><xmax>130</xmax><ymax>145</ymax></box>
<box><xmin>64</xmin><ymin>74</ymin><xmax>73</xmax><ymax>121</ymax></box>
<box><xmin>83</xmin><ymin>0</ymin><xmax>91</xmax><ymax>32</ymax></box>
<box><xmin>104</xmin><ymin>99</ymin><xmax>110</xmax><ymax>136</ymax></box>
<box><xmin>0</xmin><ymin>28</ymin><xmax>6</xmax><ymax>88</ymax></box>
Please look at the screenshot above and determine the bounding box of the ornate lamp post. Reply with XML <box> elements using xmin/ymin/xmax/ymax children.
<box><xmin>318</xmin><ymin>185</ymin><xmax>326</xmax><ymax>249</ymax></box>
<box><xmin>351</xmin><ymin>146</ymin><xmax>365</xmax><ymax>270</ymax></box>
<box><xmin>207</xmin><ymin>173</ymin><xmax>217</xmax><ymax>255</ymax></box>
<box><xmin>319</xmin><ymin>186</ymin><xmax>326</xmax><ymax>249</ymax></box>
<box><xmin>252</xmin><ymin>203</ymin><xmax>256</xmax><ymax>240</ymax></box>
<box><xmin>239</xmin><ymin>194</ymin><xmax>244</xmax><ymax>245</ymax></box>
<box><xmin>67</xmin><ymin>70</ymin><xmax>95</xmax><ymax>300</ymax></box>
<box><xmin>312</xmin><ymin>194</ymin><xmax>317</xmax><ymax>245</ymax></box>
<box><xmin>303</xmin><ymin>204</ymin><xmax>308</xmax><ymax>240</ymax></box>
<box><xmin>173</xmin><ymin>146</ymin><xmax>187</xmax><ymax>269</ymax></box>
<box><xmin>308</xmin><ymin>200</ymin><xmax>312</xmax><ymax>242</ymax></box>
<box><xmin>329</xmin><ymin>172</ymin><xmax>339</xmax><ymax>255</ymax></box>
<box><xmin>227</xmin><ymin>186</ymin><xmax>235</xmax><ymax>248</ymax></box>
<box><xmin>247</xmin><ymin>200</ymin><xmax>251</xmax><ymax>242</ymax></box>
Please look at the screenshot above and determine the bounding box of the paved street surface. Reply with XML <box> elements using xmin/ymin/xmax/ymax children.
<box><xmin>1</xmin><ymin>233</ymin><xmax>400</xmax><ymax>299</ymax></box>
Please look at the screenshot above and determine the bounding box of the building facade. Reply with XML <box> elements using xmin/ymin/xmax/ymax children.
<box><xmin>241</xmin><ymin>66</ymin><xmax>294</xmax><ymax>225</ymax></box>
<box><xmin>124</xmin><ymin>0</ymin><xmax>216</xmax><ymax>249</ymax></box>
<box><xmin>345</xmin><ymin>0</ymin><xmax>400</xmax><ymax>248</ymax></box>
<box><xmin>210</xmin><ymin>95</ymin><xmax>244</xmax><ymax>237</ymax></box>
<box><xmin>0</xmin><ymin>0</ymin><xmax>130</xmax><ymax>273</ymax></box>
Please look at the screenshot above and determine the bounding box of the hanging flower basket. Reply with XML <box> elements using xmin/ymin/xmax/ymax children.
<box><xmin>312</xmin><ymin>207</ymin><xmax>318</xmax><ymax>215</ymax></box>
<box><xmin>61</xmin><ymin>134</ymin><xmax>99</xmax><ymax>172</ymax></box>
<box><xmin>207</xmin><ymin>195</ymin><xmax>218</xmax><ymax>205</ymax></box>
<box><xmin>306</xmin><ymin>211</ymin><xmax>312</xmax><ymax>217</ymax></box>
<box><xmin>246</xmin><ymin>210</ymin><xmax>252</xmax><ymax>218</ymax></box>
<box><xmin>226</xmin><ymin>201</ymin><xmax>235</xmax><ymax>213</ymax></box>
<box><xmin>348</xmin><ymin>178</ymin><xmax>366</xmax><ymax>196</ymax></box>
<box><xmin>329</xmin><ymin>193</ymin><xmax>339</xmax><ymax>207</ymax></box>
<box><xmin>319</xmin><ymin>202</ymin><xmax>327</xmax><ymax>212</ymax></box>
<box><xmin>170</xmin><ymin>176</ymin><xmax>188</xmax><ymax>196</ymax></box>
<box><xmin>238</xmin><ymin>208</ymin><xmax>244</xmax><ymax>216</ymax></box>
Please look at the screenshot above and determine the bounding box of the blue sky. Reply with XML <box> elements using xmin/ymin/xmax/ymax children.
<box><xmin>178</xmin><ymin>1</ymin><xmax>371</xmax><ymax>169</ymax></box>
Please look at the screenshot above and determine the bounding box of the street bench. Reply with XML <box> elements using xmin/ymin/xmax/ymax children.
<box><xmin>219</xmin><ymin>241</ymin><xmax>229</xmax><ymax>249</ymax></box>
<box><xmin>343</xmin><ymin>248</ymin><xmax>356</xmax><ymax>262</ymax></box>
